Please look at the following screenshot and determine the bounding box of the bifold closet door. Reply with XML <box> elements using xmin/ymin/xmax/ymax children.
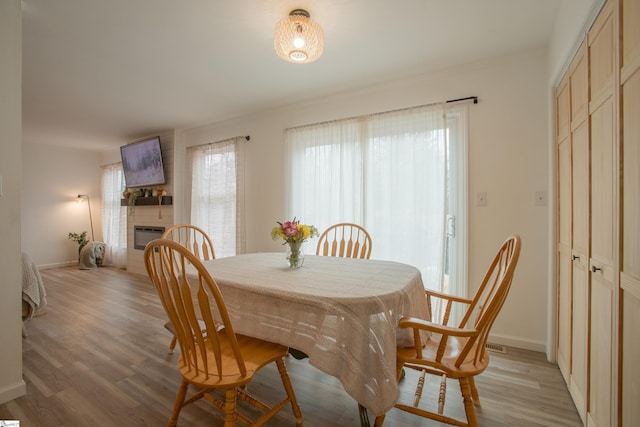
<box><xmin>555</xmin><ymin>75</ymin><xmax>572</xmax><ymax>386</ymax></box>
<box><xmin>556</xmin><ymin>40</ymin><xmax>590</xmax><ymax>426</ymax></box>
<box><xmin>587</xmin><ymin>2</ymin><xmax>618</xmax><ymax>426</ymax></box>
<box><xmin>568</xmin><ymin>41</ymin><xmax>589</xmax><ymax>421</ymax></box>
<box><xmin>620</xmin><ymin>0</ymin><xmax>640</xmax><ymax>424</ymax></box>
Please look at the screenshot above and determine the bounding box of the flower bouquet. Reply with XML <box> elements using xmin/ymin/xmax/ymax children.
<box><xmin>271</xmin><ymin>218</ymin><xmax>319</xmax><ymax>268</ymax></box>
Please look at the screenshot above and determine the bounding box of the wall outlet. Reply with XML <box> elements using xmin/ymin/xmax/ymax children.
<box><xmin>477</xmin><ymin>191</ymin><xmax>487</xmax><ymax>207</ymax></box>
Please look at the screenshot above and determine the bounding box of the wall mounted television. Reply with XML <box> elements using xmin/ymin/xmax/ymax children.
<box><xmin>120</xmin><ymin>136</ymin><xmax>166</xmax><ymax>188</ymax></box>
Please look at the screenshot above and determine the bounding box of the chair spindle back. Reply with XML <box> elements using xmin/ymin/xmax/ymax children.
<box><xmin>456</xmin><ymin>235</ymin><xmax>521</xmax><ymax>366</ymax></box>
<box><xmin>316</xmin><ymin>222</ymin><xmax>372</xmax><ymax>259</ymax></box>
<box><xmin>144</xmin><ymin>239</ymin><xmax>244</xmax><ymax>381</ymax></box>
<box><xmin>161</xmin><ymin>224</ymin><xmax>215</xmax><ymax>261</ymax></box>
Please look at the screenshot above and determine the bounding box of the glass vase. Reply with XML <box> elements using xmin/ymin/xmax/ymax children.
<box><xmin>286</xmin><ymin>241</ymin><xmax>305</xmax><ymax>269</ymax></box>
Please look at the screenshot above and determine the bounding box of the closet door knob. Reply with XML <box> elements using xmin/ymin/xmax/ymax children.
<box><xmin>572</xmin><ymin>255</ymin><xmax>580</xmax><ymax>260</ymax></box>
<box><xmin>591</xmin><ymin>265</ymin><xmax>602</xmax><ymax>273</ymax></box>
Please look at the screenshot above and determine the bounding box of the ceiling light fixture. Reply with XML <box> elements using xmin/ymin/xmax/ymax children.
<box><xmin>274</xmin><ymin>9</ymin><xmax>324</xmax><ymax>64</ymax></box>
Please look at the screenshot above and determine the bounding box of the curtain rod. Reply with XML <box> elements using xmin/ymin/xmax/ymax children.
<box><xmin>188</xmin><ymin>135</ymin><xmax>250</xmax><ymax>151</ymax></box>
<box><xmin>285</xmin><ymin>96</ymin><xmax>478</xmax><ymax>132</ymax></box>
<box><xmin>447</xmin><ymin>96</ymin><xmax>478</xmax><ymax>104</ymax></box>
<box><xmin>380</xmin><ymin>95</ymin><xmax>478</xmax><ymax>116</ymax></box>
<box><xmin>365</xmin><ymin>95</ymin><xmax>478</xmax><ymax>119</ymax></box>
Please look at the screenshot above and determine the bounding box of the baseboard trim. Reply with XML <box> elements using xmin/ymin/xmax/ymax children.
<box><xmin>488</xmin><ymin>333</ymin><xmax>546</xmax><ymax>353</ymax></box>
<box><xmin>38</xmin><ymin>261</ymin><xmax>77</xmax><ymax>270</ymax></box>
<box><xmin>0</xmin><ymin>379</ymin><xmax>26</xmax><ymax>405</ymax></box>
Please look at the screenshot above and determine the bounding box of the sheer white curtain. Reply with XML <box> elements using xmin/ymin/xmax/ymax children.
<box><xmin>101</xmin><ymin>163</ymin><xmax>127</xmax><ymax>268</ymax></box>
<box><xmin>286</xmin><ymin>103</ymin><xmax>467</xmax><ymax>295</ymax></box>
<box><xmin>286</xmin><ymin>118</ymin><xmax>364</xmax><ymax>224</ymax></box>
<box><xmin>188</xmin><ymin>137</ymin><xmax>246</xmax><ymax>258</ymax></box>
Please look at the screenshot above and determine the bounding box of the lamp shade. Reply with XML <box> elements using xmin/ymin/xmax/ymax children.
<box><xmin>274</xmin><ymin>9</ymin><xmax>324</xmax><ymax>63</ymax></box>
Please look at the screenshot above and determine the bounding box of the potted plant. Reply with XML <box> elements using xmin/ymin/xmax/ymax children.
<box><xmin>68</xmin><ymin>231</ymin><xmax>89</xmax><ymax>258</ymax></box>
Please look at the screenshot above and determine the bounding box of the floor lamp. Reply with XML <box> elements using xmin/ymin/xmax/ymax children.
<box><xmin>76</xmin><ymin>194</ymin><xmax>95</xmax><ymax>241</ymax></box>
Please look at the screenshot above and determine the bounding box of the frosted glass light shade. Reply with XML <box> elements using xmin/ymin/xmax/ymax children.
<box><xmin>274</xmin><ymin>9</ymin><xmax>324</xmax><ymax>64</ymax></box>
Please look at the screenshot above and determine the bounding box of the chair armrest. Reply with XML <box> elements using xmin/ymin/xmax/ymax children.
<box><xmin>425</xmin><ymin>289</ymin><xmax>473</xmax><ymax>305</ymax></box>
<box><xmin>399</xmin><ymin>316</ymin><xmax>478</xmax><ymax>338</ymax></box>
<box><xmin>424</xmin><ymin>290</ymin><xmax>473</xmax><ymax>326</ymax></box>
<box><xmin>399</xmin><ymin>316</ymin><xmax>479</xmax><ymax>362</ymax></box>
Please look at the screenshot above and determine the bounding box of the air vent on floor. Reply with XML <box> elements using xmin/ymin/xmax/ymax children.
<box><xmin>486</xmin><ymin>343</ymin><xmax>507</xmax><ymax>354</ymax></box>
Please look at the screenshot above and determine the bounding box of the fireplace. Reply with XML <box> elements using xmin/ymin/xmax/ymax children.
<box><xmin>134</xmin><ymin>225</ymin><xmax>165</xmax><ymax>250</ymax></box>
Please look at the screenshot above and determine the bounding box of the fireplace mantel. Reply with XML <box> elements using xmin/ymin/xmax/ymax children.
<box><xmin>121</xmin><ymin>196</ymin><xmax>173</xmax><ymax>206</ymax></box>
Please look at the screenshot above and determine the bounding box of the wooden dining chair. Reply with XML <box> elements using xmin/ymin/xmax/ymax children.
<box><xmin>161</xmin><ymin>224</ymin><xmax>215</xmax><ymax>353</ymax></box>
<box><xmin>316</xmin><ymin>222</ymin><xmax>372</xmax><ymax>259</ymax></box>
<box><xmin>375</xmin><ymin>235</ymin><xmax>521</xmax><ymax>427</ymax></box>
<box><xmin>144</xmin><ymin>239</ymin><xmax>304</xmax><ymax>427</ymax></box>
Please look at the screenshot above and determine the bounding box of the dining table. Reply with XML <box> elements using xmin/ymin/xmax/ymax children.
<box><xmin>191</xmin><ymin>252</ymin><xmax>429</xmax><ymax>426</ymax></box>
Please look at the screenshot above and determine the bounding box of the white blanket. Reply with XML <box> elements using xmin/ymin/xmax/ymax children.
<box><xmin>22</xmin><ymin>252</ymin><xmax>47</xmax><ymax>317</ymax></box>
<box><xmin>79</xmin><ymin>242</ymin><xmax>106</xmax><ymax>270</ymax></box>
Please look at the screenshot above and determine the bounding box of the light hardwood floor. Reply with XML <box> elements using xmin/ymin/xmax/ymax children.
<box><xmin>2</xmin><ymin>266</ymin><xmax>582</xmax><ymax>426</ymax></box>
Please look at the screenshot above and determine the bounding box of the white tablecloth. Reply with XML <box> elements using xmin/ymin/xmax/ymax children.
<box><xmin>196</xmin><ymin>252</ymin><xmax>428</xmax><ymax>416</ymax></box>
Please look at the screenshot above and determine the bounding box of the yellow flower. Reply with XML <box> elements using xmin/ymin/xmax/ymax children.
<box><xmin>299</xmin><ymin>224</ymin><xmax>311</xmax><ymax>239</ymax></box>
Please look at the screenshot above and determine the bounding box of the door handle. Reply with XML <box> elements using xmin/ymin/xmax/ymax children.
<box><xmin>591</xmin><ymin>265</ymin><xmax>602</xmax><ymax>273</ymax></box>
<box><xmin>572</xmin><ymin>255</ymin><xmax>580</xmax><ymax>261</ymax></box>
<box><xmin>446</xmin><ymin>215</ymin><xmax>455</xmax><ymax>237</ymax></box>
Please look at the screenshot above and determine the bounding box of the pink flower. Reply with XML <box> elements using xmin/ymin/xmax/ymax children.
<box><xmin>282</xmin><ymin>221</ymin><xmax>299</xmax><ymax>237</ymax></box>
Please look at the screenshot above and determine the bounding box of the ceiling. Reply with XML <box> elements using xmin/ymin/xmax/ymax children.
<box><xmin>21</xmin><ymin>0</ymin><xmax>561</xmax><ymax>151</ymax></box>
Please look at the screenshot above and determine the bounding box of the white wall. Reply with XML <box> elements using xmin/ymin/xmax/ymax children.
<box><xmin>21</xmin><ymin>143</ymin><xmax>102</xmax><ymax>267</ymax></box>
<box><xmin>182</xmin><ymin>48</ymin><xmax>551</xmax><ymax>351</ymax></box>
<box><xmin>0</xmin><ymin>0</ymin><xmax>25</xmax><ymax>405</ymax></box>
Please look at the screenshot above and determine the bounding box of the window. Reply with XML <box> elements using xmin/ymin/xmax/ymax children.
<box><xmin>188</xmin><ymin>137</ymin><xmax>246</xmax><ymax>258</ymax></box>
<box><xmin>101</xmin><ymin>162</ymin><xmax>127</xmax><ymax>268</ymax></box>
<box><xmin>285</xmin><ymin>102</ymin><xmax>468</xmax><ymax>297</ymax></box>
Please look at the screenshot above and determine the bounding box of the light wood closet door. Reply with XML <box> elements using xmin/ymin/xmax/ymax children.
<box><xmin>556</xmin><ymin>75</ymin><xmax>572</xmax><ymax>385</ymax></box>
<box><xmin>569</xmin><ymin>42</ymin><xmax>589</xmax><ymax>421</ymax></box>
<box><xmin>620</xmin><ymin>0</ymin><xmax>640</xmax><ymax>425</ymax></box>
<box><xmin>556</xmin><ymin>41</ymin><xmax>591</xmax><ymax>425</ymax></box>
<box><xmin>587</xmin><ymin>2</ymin><xmax>618</xmax><ymax>426</ymax></box>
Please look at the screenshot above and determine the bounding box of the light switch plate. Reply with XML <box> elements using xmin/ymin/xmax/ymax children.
<box><xmin>535</xmin><ymin>190</ymin><xmax>547</xmax><ymax>206</ymax></box>
<box><xmin>477</xmin><ymin>191</ymin><xmax>487</xmax><ymax>207</ymax></box>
